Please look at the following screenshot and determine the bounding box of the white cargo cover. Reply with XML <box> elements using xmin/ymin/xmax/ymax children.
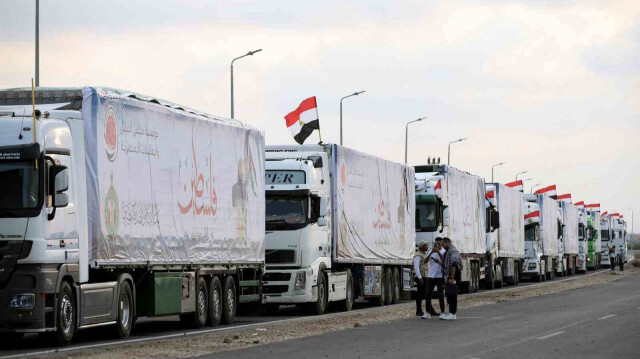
<box><xmin>592</xmin><ymin>212</ymin><xmax>602</xmax><ymax>251</ymax></box>
<box><xmin>539</xmin><ymin>195</ymin><xmax>559</xmax><ymax>257</ymax></box>
<box><xmin>331</xmin><ymin>145</ymin><xmax>415</xmax><ymax>263</ymax></box>
<box><xmin>82</xmin><ymin>87</ymin><xmax>265</xmax><ymax>265</ymax></box>
<box><xmin>441</xmin><ymin>166</ymin><xmax>486</xmax><ymax>254</ymax></box>
<box><xmin>494</xmin><ymin>184</ymin><xmax>525</xmax><ymax>258</ymax></box>
<box><xmin>562</xmin><ymin>203</ymin><xmax>579</xmax><ymax>255</ymax></box>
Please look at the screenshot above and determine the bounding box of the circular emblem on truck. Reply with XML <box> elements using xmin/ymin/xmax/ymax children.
<box><xmin>104</xmin><ymin>172</ymin><xmax>120</xmax><ymax>241</ymax></box>
<box><xmin>104</xmin><ymin>106</ymin><xmax>118</xmax><ymax>162</ymax></box>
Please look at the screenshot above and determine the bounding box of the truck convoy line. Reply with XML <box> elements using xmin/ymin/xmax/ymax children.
<box><xmin>0</xmin><ymin>87</ymin><xmax>630</xmax><ymax>347</ymax></box>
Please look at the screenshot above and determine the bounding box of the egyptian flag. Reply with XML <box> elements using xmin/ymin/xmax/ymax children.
<box><xmin>284</xmin><ymin>96</ymin><xmax>320</xmax><ymax>145</ymax></box>
<box><xmin>434</xmin><ymin>179</ymin><xmax>443</xmax><ymax>198</ymax></box>
<box><xmin>574</xmin><ymin>201</ymin><xmax>585</xmax><ymax>209</ymax></box>
<box><xmin>505</xmin><ymin>179</ymin><xmax>523</xmax><ymax>192</ymax></box>
<box><xmin>601</xmin><ymin>211</ymin><xmax>608</xmax><ymax>216</ymax></box>
<box><xmin>586</xmin><ymin>203</ymin><xmax>601</xmax><ymax>212</ymax></box>
<box><xmin>534</xmin><ymin>184</ymin><xmax>557</xmax><ymax>198</ymax></box>
<box><xmin>557</xmin><ymin>193</ymin><xmax>572</xmax><ymax>203</ymax></box>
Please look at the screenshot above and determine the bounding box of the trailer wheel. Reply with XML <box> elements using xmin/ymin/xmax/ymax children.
<box><xmin>391</xmin><ymin>267</ymin><xmax>400</xmax><ymax>304</ymax></box>
<box><xmin>312</xmin><ymin>271</ymin><xmax>328</xmax><ymax>315</ymax></box>
<box><xmin>195</xmin><ymin>277</ymin><xmax>209</xmax><ymax>328</ymax></box>
<box><xmin>337</xmin><ymin>269</ymin><xmax>354</xmax><ymax>311</ymax></box>
<box><xmin>208</xmin><ymin>276</ymin><xmax>222</xmax><ymax>326</ymax></box>
<box><xmin>114</xmin><ymin>280</ymin><xmax>134</xmax><ymax>338</ymax></box>
<box><xmin>220</xmin><ymin>276</ymin><xmax>236</xmax><ymax>325</ymax></box>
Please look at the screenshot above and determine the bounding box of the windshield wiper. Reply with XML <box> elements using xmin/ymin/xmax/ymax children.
<box><xmin>266</xmin><ymin>218</ymin><xmax>298</xmax><ymax>230</ymax></box>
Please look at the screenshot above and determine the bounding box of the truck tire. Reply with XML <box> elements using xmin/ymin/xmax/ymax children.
<box><xmin>51</xmin><ymin>280</ymin><xmax>76</xmax><ymax>346</ymax></box>
<box><xmin>384</xmin><ymin>267</ymin><xmax>393</xmax><ymax>305</ymax></box>
<box><xmin>391</xmin><ymin>267</ymin><xmax>400</xmax><ymax>304</ymax></box>
<box><xmin>337</xmin><ymin>269</ymin><xmax>354</xmax><ymax>311</ymax></box>
<box><xmin>195</xmin><ymin>277</ymin><xmax>209</xmax><ymax>328</ymax></box>
<box><xmin>221</xmin><ymin>276</ymin><xmax>236</xmax><ymax>324</ymax></box>
<box><xmin>312</xmin><ymin>271</ymin><xmax>328</xmax><ymax>315</ymax></box>
<box><xmin>208</xmin><ymin>276</ymin><xmax>223</xmax><ymax>326</ymax></box>
<box><xmin>114</xmin><ymin>280</ymin><xmax>134</xmax><ymax>338</ymax></box>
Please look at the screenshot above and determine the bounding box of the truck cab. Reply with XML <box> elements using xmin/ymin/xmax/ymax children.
<box><xmin>414</xmin><ymin>164</ymin><xmax>445</xmax><ymax>247</ymax></box>
<box><xmin>577</xmin><ymin>209</ymin><xmax>587</xmax><ymax>272</ymax></box>
<box><xmin>0</xmin><ymin>107</ymin><xmax>85</xmax><ymax>340</ymax></box>
<box><xmin>262</xmin><ymin>145</ymin><xmax>335</xmax><ymax>313</ymax></box>
<box><xmin>522</xmin><ymin>195</ymin><xmax>544</xmax><ymax>281</ymax></box>
<box><xmin>600</xmin><ymin>216</ymin><xmax>612</xmax><ymax>266</ymax></box>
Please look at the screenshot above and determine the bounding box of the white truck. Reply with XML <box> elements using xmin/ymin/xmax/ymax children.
<box><xmin>484</xmin><ymin>183</ymin><xmax>525</xmax><ymax>288</ymax></box>
<box><xmin>0</xmin><ymin>87</ymin><xmax>265</xmax><ymax>345</ymax></box>
<box><xmin>599</xmin><ymin>214</ymin><xmax>612</xmax><ymax>267</ymax></box>
<box><xmin>557</xmin><ymin>201</ymin><xmax>579</xmax><ymax>276</ymax></box>
<box><xmin>610</xmin><ymin>214</ymin><xmax>626</xmax><ymax>267</ymax></box>
<box><xmin>415</xmin><ymin>164</ymin><xmax>486</xmax><ymax>293</ymax></box>
<box><xmin>576</xmin><ymin>204</ymin><xmax>588</xmax><ymax>273</ymax></box>
<box><xmin>262</xmin><ymin>144</ymin><xmax>415</xmax><ymax>315</ymax></box>
<box><xmin>522</xmin><ymin>194</ymin><xmax>559</xmax><ymax>281</ymax></box>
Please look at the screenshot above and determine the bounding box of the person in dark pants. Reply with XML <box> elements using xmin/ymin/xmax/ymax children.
<box><xmin>414</xmin><ymin>240</ymin><xmax>430</xmax><ymax>318</ymax></box>
<box><xmin>425</xmin><ymin>237</ymin><xmax>446</xmax><ymax>319</ymax></box>
<box><xmin>609</xmin><ymin>245</ymin><xmax>616</xmax><ymax>271</ymax></box>
<box><xmin>441</xmin><ymin>237</ymin><xmax>463</xmax><ymax>320</ymax></box>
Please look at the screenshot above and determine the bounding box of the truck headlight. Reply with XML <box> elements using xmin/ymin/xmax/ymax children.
<box><xmin>294</xmin><ymin>271</ymin><xmax>306</xmax><ymax>290</ymax></box>
<box><xmin>9</xmin><ymin>294</ymin><xmax>35</xmax><ymax>309</ymax></box>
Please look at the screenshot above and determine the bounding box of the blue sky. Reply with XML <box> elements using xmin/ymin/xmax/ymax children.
<box><xmin>1</xmin><ymin>0</ymin><xmax>639</xmax><ymax>229</ymax></box>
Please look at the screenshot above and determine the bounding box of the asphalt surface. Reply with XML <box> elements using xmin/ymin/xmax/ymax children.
<box><xmin>0</xmin><ymin>269</ymin><xmax>618</xmax><ymax>358</ymax></box>
<box><xmin>204</xmin><ymin>271</ymin><xmax>640</xmax><ymax>359</ymax></box>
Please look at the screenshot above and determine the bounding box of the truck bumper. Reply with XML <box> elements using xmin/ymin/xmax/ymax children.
<box><xmin>0</xmin><ymin>264</ymin><xmax>58</xmax><ymax>333</ymax></box>
<box><xmin>522</xmin><ymin>258</ymin><xmax>540</xmax><ymax>276</ymax></box>
<box><xmin>262</xmin><ymin>268</ymin><xmax>316</xmax><ymax>304</ymax></box>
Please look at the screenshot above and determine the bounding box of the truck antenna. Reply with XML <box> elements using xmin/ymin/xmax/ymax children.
<box><xmin>18</xmin><ymin>109</ymin><xmax>26</xmax><ymax>139</ymax></box>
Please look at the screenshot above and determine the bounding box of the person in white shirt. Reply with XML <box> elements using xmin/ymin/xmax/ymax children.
<box><xmin>413</xmin><ymin>240</ymin><xmax>430</xmax><ymax>318</ymax></box>
<box><xmin>425</xmin><ymin>237</ymin><xmax>446</xmax><ymax>319</ymax></box>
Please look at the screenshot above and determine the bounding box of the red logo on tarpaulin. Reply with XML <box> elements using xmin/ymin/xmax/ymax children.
<box><xmin>373</xmin><ymin>200</ymin><xmax>391</xmax><ymax>229</ymax></box>
<box><xmin>104</xmin><ymin>106</ymin><xmax>118</xmax><ymax>162</ymax></box>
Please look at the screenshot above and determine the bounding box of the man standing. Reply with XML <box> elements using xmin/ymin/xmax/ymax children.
<box><xmin>441</xmin><ymin>237</ymin><xmax>463</xmax><ymax>320</ymax></box>
<box><xmin>414</xmin><ymin>240</ymin><xmax>430</xmax><ymax>318</ymax></box>
<box><xmin>609</xmin><ymin>245</ymin><xmax>616</xmax><ymax>271</ymax></box>
<box><xmin>425</xmin><ymin>237</ymin><xmax>446</xmax><ymax>319</ymax></box>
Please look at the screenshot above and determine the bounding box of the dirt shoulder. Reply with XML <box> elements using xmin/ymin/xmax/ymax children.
<box><xmin>45</xmin><ymin>265</ymin><xmax>639</xmax><ymax>359</ymax></box>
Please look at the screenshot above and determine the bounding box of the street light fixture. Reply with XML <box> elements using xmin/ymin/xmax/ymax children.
<box><xmin>522</xmin><ymin>177</ymin><xmax>533</xmax><ymax>183</ymax></box>
<box><xmin>404</xmin><ymin>117</ymin><xmax>427</xmax><ymax>164</ymax></box>
<box><xmin>515</xmin><ymin>170</ymin><xmax>528</xmax><ymax>180</ymax></box>
<box><xmin>447</xmin><ymin>137</ymin><xmax>467</xmax><ymax>166</ymax></box>
<box><xmin>340</xmin><ymin>91</ymin><xmax>365</xmax><ymax>145</ymax></box>
<box><xmin>531</xmin><ymin>183</ymin><xmax>542</xmax><ymax>194</ymax></box>
<box><xmin>230</xmin><ymin>49</ymin><xmax>262</xmax><ymax>119</ymax></box>
<box><xmin>491</xmin><ymin>162</ymin><xmax>505</xmax><ymax>183</ymax></box>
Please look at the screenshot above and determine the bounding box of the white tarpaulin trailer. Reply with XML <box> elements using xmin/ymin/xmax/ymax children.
<box><xmin>494</xmin><ymin>183</ymin><xmax>525</xmax><ymax>258</ymax></box>
<box><xmin>82</xmin><ymin>87</ymin><xmax>265</xmax><ymax>265</ymax></box>
<box><xmin>441</xmin><ymin>166</ymin><xmax>486</xmax><ymax>255</ymax></box>
<box><xmin>539</xmin><ymin>195</ymin><xmax>559</xmax><ymax>257</ymax></box>
<box><xmin>563</xmin><ymin>202</ymin><xmax>579</xmax><ymax>255</ymax></box>
<box><xmin>331</xmin><ymin>145</ymin><xmax>415</xmax><ymax>263</ymax></box>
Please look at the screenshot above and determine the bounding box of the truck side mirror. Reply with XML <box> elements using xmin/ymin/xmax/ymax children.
<box><xmin>319</xmin><ymin>196</ymin><xmax>328</xmax><ymax>217</ymax></box>
<box><xmin>492</xmin><ymin>210</ymin><xmax>500</xmax><ymax>230</ymax></box>
<box><xmin>49</xmin><ymin>164</ymin><xmax>69</xmax><ymax>210</ymax></box>
<box><xmin>317</xmin><ymin>217</ymin><xmax>328</xmax><ymax>227</ymax></box>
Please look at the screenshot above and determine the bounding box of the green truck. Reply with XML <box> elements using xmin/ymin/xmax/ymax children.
<box><xmin>586</xmin><ymin>212</ymin><xmax>601</xmax><ymax>270</ymax></box>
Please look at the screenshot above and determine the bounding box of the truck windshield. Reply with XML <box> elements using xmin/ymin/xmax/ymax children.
<box><xmin>266</xmin><ymin>195</ymin><xmax>308</xmax><ymax>231</ymax></box>
<box><xmin>525</xmin><ymin>225</ymin><xmax>537</xmax><ymax>241</ymax></box>
<box><xmin>0</xmin><ymin>161</ymin><xmax>39</xmax><ymax>212</ymax></box>
<box><xmin>415</xmin><ymin>202</ymin><xmax>437</xmax><ymax>231</ymax></box>
<box><xmin>600</xmin><ymin>230</ymin><xmax>609</xmax><ymax>241</ymax></box>
<box><xmin>578</xmin><ymin>224</ymin><xmax>584</xmax><ymax>240</ymax></box>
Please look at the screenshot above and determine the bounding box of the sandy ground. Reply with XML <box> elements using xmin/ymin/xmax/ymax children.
<box><xmin>43</xmin><ymin>265</ymin><xmax>639</xmax><ymax>359</ymax></box>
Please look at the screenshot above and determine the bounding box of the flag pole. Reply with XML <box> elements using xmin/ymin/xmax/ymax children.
<box><xmin>31</xmin><ymin>78</ymin><xmax>38</xmax><ymax>169</ymax></box>
<box><xmin>315</xmin><ymin>100</ymin><xmax>323</xmax><ymax>144</ymax></box>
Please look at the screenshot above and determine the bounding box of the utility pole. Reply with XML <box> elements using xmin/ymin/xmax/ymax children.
<box><xmin>35</xmin><ymin>0</ymin><xmax>39</xmax><ymax>87</ymax></box>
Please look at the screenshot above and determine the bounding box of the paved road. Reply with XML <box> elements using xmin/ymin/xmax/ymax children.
<box><xmin>0</xmin><ymin>269</ymin><xmax>613</xmax><ymax>358</ymax></box>
<box><xmin>207</xmin><ymin>271</ymin><xmax>640</xmax><ymax>359</ymax></box>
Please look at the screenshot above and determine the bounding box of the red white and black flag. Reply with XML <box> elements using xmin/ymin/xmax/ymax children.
<box><xmin>505</xmin><ymin>179</ymin><xmax>523</xmax><ymax>192</ymax></box>
<box><xmin>534</xmin><ymin>184</ymin><xmax>557</xmax><ymax>198</ymax></box>
<box><xmin>284</xmin><ymin>96</ymin><xmax>321</xmax><ymax>145</ymax></box>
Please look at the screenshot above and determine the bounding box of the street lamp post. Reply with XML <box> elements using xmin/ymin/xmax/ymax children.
<box><xmin>515</xmin><ymin>170</ymin><xmax>528</xmax><ymax>180</ymax></box>
<box><xmin>447</xmin><ymin>138</ymin><xmax>467</xmax><ymax>165</ymax></box>
<box><xmin>35</xmin><ymin>0</ymin><xmax>39</xmax><ymax>87</ymax></box>
<box><xmin>491</xmin><ymin>162</ymin><xmax>505</xmax><ymax>182</ymax></box>
<box><xmin>522</xmin><ymin>177</ymin><xmax>533</xmax><ymax>183</ymax></box>
<box><xmin>230</xmin><ymin>49</ymin><xmax>262</xmax><ymax>119</ymax></box>
<box><xmin>628</xmin><ymin>208</ymin><xmax>634</xmax><ymax>234</ymax></box>
<box><xmin>404</xmin><ymin>117</ymin><xmax>427</xmax><ymax>164</ymax></box>
<box><xmin>340</xmin><ymin>91</ymin><xmax>365</xmax><ymax>146</ymax></box>
<box><xmin>531</xmin><ymin>183</ymin><xmax>542</xmax><ymax>194</ymax></box>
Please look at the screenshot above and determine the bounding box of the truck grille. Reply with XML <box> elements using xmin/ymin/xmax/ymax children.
<box><xmin>263</xmin><ymin>285</ymin><xmax>289</xmax><ymax>294</ymax></box>
<box><xmin>262</xmin><ymin>273</ymin><xmax>292</xmax><ymax>282</ymax></box>
<box><xmin>265</xmin><ymin>250</ymin><xmax>295</xmax><ymax>264</ymax></box>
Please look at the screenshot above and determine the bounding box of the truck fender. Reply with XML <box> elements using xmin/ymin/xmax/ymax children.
<box><xmin>115</xmin><ymin>273</ymin><xmax>136</xmax><ymax>321</ymax></box>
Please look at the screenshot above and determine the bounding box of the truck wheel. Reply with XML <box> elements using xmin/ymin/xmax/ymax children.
<box><xmin>208</xmin><ymin>276</ymin><xmax>222</xmax><ymax>326</ymax></box>
<box><xmin>114</xmin><ymin>280</ymin><xmax>134</xmax><ymax>338</ymax></box>
<box><xmin>384</xmin><ymin>267</ymin><xmax>393</xmax><ymax>305</ymax></box>
<box><xmin>221</xmin><ymin>276</ymin><xmax>236</xmax><ymax>324</ymax></box>
<box><xmin>313</xmin><ymin>272</ymin><xmax>328</xmax><ymax>315</ymax></box>
<box><xmin>337</xmin><ymin>269</ymin><xmax>354</xmax><ymax>311</ymax></box>
<box><xmin>53</xmin><ymin>281</ymin><xmax>76</xmax><ymax>346</ymax></box>
<box><xmin>391</xmin><ymin>267</ymin><xmax>400</xmax><ymax>304</ymax></box>
<box><xmin>195</xmin><ymin>277</ymin><xmax>209</xmax><ymax>328</ymax></box>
